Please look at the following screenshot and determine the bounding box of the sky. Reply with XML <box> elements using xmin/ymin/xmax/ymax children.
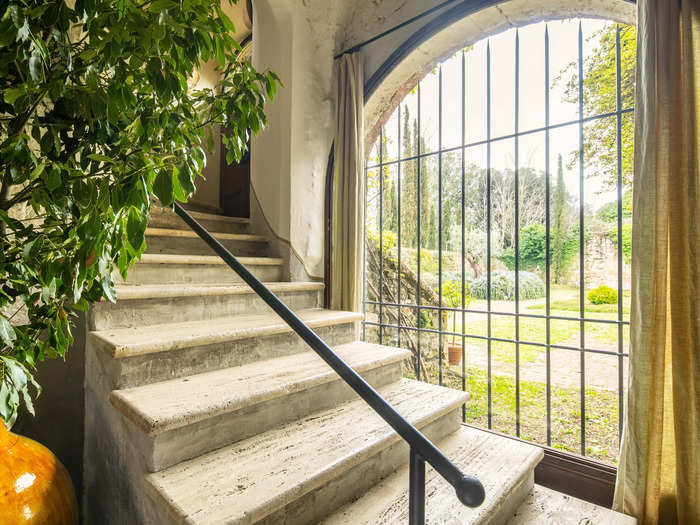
<box><xmin>371</xmin><ymin>18</ymin><xmax>634</xmax><ymax>213</ymax></box>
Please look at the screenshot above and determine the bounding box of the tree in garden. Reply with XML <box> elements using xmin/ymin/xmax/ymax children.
<box><xmin>558</xmin><ymin>23</ymin><xmax>636</xmax><ymax>188</ymax></box>
<box><xmin>379</xmin><ymin>133</ymin><xmax>397</xmax><ymax>233</ymax></box>
<box><xmin>0</xmin><ymin>0</ymin><xmax>279</xmax><ymax>428</ymax></box>
<box><xmin>401</xmin><ymin>109</ymin><xmax>418</xmax><ymax>248</ymax></box>
<box><xmin>498</xmin><ymin>223</ymin><xmax>547</xmax><ymax>273</ymax></box>
<box><xmin>551</xmin><ymin>155</ymin><xmax>569</xmax><ymax>283</ymax></box>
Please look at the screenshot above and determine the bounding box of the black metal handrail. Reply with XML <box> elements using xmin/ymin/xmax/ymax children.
<box><xmin>173</xmin><ymin>202</ymin><xmax>485</xmax><ymax>523</ymax></box>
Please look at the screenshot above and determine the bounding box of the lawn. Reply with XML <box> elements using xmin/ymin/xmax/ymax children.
<box><xmin>370</xmin><ymin>283</ymin><xmax>628</xmax><ymax>465</ymax></box>
<box><xmin>404</xmin><ymin>359</ymin><xmax>621</xmax><ymax>465</ymax></box>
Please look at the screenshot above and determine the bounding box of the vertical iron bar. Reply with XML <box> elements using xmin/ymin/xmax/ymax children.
<box><xmin>417</xmin><ymin>83</ymin><xmax>422</xmax><ymax>381</ymax></box>
<box><xmin>398</xmin><ymin>105</ymin><xmax>403</xmax><ymax>349</ymax></box>
<box><xmin>379</xmin><ymin>128</ymin><xmax>384</xmax><ymax>345</ymax></box>
<box><xmin>438</xmin><ymin>63</ymin><xmax>444</xmax><ymax>386</ymax></box>
<box><xmin>615</xmin><ymin>24</ymin><xmax>624</xmax><ymax>443</ymax></box>
<box><xmin>486</xmin><ymin>40</ymin><xmax>493</xmax><ymax>428</ymax></box>
<box><xmin>577</xmin><ymin>22</ymin><xmax>586</xmax><ymax>456</ymax></box>
<box><xmin>544</xmin><ymin>24</ymin><xmax>552</xmax><ymax>447</ymax></box>
<box><xmin>461</xmin><ymin>48</ymin><xmax>467</xmax><ymax>422</ymax></box>
<box><xmin>409</xmin><ymin>448</ymin><xmax>426</xmax><ymax>525</ymax></box>
<box><xmin>514</xmin><ymin>28</ymin><xmax>521</xmax><ymax>438</ymax></box>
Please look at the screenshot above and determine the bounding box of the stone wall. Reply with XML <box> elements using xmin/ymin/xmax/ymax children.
<box><xmin>567</xmin><ymin>230</ymin><xmax>631</xmax><ymax>290</ymax></box>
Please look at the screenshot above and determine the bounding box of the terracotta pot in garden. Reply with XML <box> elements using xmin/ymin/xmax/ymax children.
<box><xmin>447</xmin><ymin>342</ymin><xmax>463</xmax><ymax>366</ymax></box>
<box><xmin>0</xmin><ymin>423</ymin><xmax>78</xmax><ymax>525</ymax></box>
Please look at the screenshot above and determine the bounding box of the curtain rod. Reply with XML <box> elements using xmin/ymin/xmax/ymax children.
<box><xmin>333</xmin><ymin>0</ymin><xmax>462</xmax><ymax>60</ymax></box>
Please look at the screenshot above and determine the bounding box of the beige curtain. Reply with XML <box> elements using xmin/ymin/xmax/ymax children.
<box><xmin>330</xmin><ymin>52</ymin><xmax>364</xmax><ymax>311</ymax></box>
<box><xmin>614</xmin><ymin>1</ymin><xmax>700</xmax><ymax>523</ymax></box>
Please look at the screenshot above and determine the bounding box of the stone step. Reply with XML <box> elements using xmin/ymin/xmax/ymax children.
<box><xmin>144</xmin><ymin>379</ymin><xmax>468</xmax><ymax>525</ymax></box>
<box><xmin>323</xmin><ymin>425</ymin><xmax>543</xmax><ymax>525</ymax></box>
<box><xmin>91</xmin><ymin>282</ymin><xmax>324</xmax><ymax>330</ymax></box>
<box><xmin>507</xmin><ymin>485</ymin><xmax>636</xmax><ymax>524</ymax></box>
<box><xmin>144</xmin><ymin>227</ymin><xmax>270</xmax><ymax>257</ymax></box>
<box><xmin>110</xmin><ymin>341</ymin><xmax>411</xmax><ymax>471</ymax></box>
<box><xmin>88</xmin><ymin>309</ymin><xmax>363</xmax><ymax>389</ymax></box>
<box><xmin>149</xmin><ymin>206</ymin><xmax>251</xmax><ymax>234</ymax></box>
<box><xmin>119</xmin><ymin>253</ymin><xmax>284</xmax><ymax>285</ymax></box>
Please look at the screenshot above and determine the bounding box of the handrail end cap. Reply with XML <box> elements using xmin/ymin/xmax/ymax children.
<box><xmin>456</xmin><ymin>475</ymin><xmax>485</xmax><ymax>508</ymax></box>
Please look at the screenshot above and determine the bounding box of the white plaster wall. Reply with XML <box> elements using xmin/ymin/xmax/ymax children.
<box><xmin>249</xmin><ymin>0</ymin><xmax>636</xmax><ymax>282</ymax></box>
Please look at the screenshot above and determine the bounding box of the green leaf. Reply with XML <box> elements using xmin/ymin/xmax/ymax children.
<box><xmin>0</xmin><ymin>317</ymin><xmax>16</xmax><ymax>347</ymax></box>
<box><xmin>29</xmin><ymin>51</ymin><xmax>42</xmax><ymax>82</ymax></box>
<box><xmin>153</xmin><ymin>169</ymin><xmax>174</xmax><ymax>205</ymax></box>
<box><xmin>87</xmin><ymin>154</ymin><xmax>115</xmax><ymax>164</ymax></box>
<box><xmin>42</xmin><ymin>167</ymin><xmax>62</xmax><ymax>191</ymax></box>
<box><xmin>101</xmin><ymin>276</ymin><xmax>116</xmax><ymax>303</ymax></box>
<box><xmin>126</xmin><ymin>207</ymin><xmax>145</xmax><ymax>254</ymax></box>
<box><xmin>176</xmin><ymin>162</ymin><xmax>195</xmax><ymax>195</ymax></box>
<box><xmin>217</xmin><ymin>8</ymin><xmax>236</xmax><ymax>33</ymax></box>
<box><xmin>29</xmin><ymin>163</ymin><xmax>46</xmax><ymax>180</ymax></box>
<box><xmin>4</xmin><ymin>88</ymin><xmax>24</xmax><ymax>105</ymax></box>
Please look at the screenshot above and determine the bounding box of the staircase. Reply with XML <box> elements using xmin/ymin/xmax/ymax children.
<box><xmin>82</xmin><ymin>207</ymin><xmax>629</xmax><ymax>524</ymax></box>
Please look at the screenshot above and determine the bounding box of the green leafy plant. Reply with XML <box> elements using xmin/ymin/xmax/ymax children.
<box><xmin>0</xmin><ymin>0</ymin><xmax>280</xmax><ymax>428</ymax></box>
<box><xmin>498</xmin><ymin>223</ymin><xmax>547</xmax><ymax>273</ymax></box>
<box><xmin>440</xmin><ymin>279</ymin><xmax>472</xmax><ymax>343</ymax></box>
<box><xmin>608</xmin><ymin>223</ymin><xmax>632</xmax><ymax>264</ymax></box>
<box><xmin>366</xmin><ymin>229</ymin><xmax>396</xmax><ymax>253</ymax></box>
<box><xmin>588</xmin><ymin>285</ymin><xmax>618</xmax><ymax>305</ymax></box>
<box><xmin>469</xmin><ymin>271</ymin><xmax>545</xmax><ymax>301</ymax></box>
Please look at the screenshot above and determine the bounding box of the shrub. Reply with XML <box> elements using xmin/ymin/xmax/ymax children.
<box><xmin>469</xmin><ymin>271</ymin><xmax>545</xmax><ymax>301</ymax></box>
<box><xmin>498</xmin><ymin>223</ymin><xmax>547</xmax><ymax>272</ymax></box>
<box><xmin>588</xmin><ymin>285</ymin><xmax>618</xmax><ymax>305</ymax></box>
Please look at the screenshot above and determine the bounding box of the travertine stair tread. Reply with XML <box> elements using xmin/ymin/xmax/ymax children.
<box><xmin>322</xmin><ymin>425</ymin><xmax>543</xmax><ymax>525</ymax></box>
<box><xmin>90</xmin><ymin>308</ymin><xmax>363</xmax><ymax>358</ymax></box>
<box><xmin>113</xmin><ymin>281</ymin><xmax>323</xmax><ymax>300</ymax></box>
<box><xmin>137</xmin><ymin>253</ymin><xmax>283</xmax><ymax>265</ymax></box>
<box><xmin>507</xmin><ymin>484</ymin><xmax>636</xmax><ymax>524</ymax></box>
<box><xmin>185</xmin><ymin>210</ymin><xmax>250</xmax><ymax>224</ymax></box>
<box><xmin>110</xmin><ymin>341</ymin><xmax>410</xmax><ymax>434</ymax></box>
<box><xmin>145</xmin><ymin>227</ymin><xmax>267</xmax><ymax>242</ymax></box>
<box><xmin>145</xmin><ymin>379</ymin><xmax>468</xmax><ymax>525</ymax></box>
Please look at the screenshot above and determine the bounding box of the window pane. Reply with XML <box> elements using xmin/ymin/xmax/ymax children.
<box><xmin>419</xmin><ymin>69</ymin><xmax>440</xmax><ymax>154</ymax></box>
<box><xmin>441</xmin><ymin>53</ymin><xmax>463</xmax><ymax>150</ymax></box>
<box><xmin>489</xmin><ymin>29</ymin><xmax>516</xmax><ymax>139</ymax></box>
<box><xmin>518</xmin><ymin>24</ymin><xmax>546</xmax><ymax>132</ymax></box>
<box><xmin>548</xmin><ymin>19</ymin><xmax>580</xmax><ymax>125</ymax></box>
<box><xmin>466</xmin><ymin>40</ymin><xmax>488</xmax><ymax>144</ymax></box>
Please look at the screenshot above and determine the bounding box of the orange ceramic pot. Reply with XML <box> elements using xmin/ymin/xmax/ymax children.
<box><xmin>447</xmin><ymin>342</ymin><xmax>463</xmax><ymax>366</ymax></box>
<box><xmin>0</xmin><ymin>423</ymin><xmax>78</xmax><ymax>525</ymax></box>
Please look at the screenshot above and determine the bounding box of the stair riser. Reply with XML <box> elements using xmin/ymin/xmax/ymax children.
<box><xmin>120</xmin><ymin>262</ymin><xmax>283</xmax><ymax>285</ymax></box>
<box><xmin>145</xmin><ymin>235</ymin><xmax>269</xmax><ymax>257</ymax></box>
<box><xmin>485</xmin><ymin>471</ymin><xmax>535</xmax><ymax>525</ymax></box>
<box><xmin>252</xmin><ymin>407</ymin><xmax>463</xmax><ymax>525</ymax></box>
<box><xmin>91</xmin><ymin>289</ymin><xmax>323</xmax><ymax>330</ymax></box>
<box><xmin>92</xmin><ymin>321</ymin><xmax>359</xmax><ymax>391</ymax></box>
<box><xmin>149</xmin><ymin>208</ymin><xmax>250</xmax><ymax>234</ymax></box>
<box><xmin>141</xmin><ymin>361</ymin><xmax>405</xmax><ymax>471</ymax></box>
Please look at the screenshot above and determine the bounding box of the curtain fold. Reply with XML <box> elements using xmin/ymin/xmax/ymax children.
<box><xmin>330</xmin><ymin>52</ymin><xmax>364</xmax><ymax>312</ymax></box>
<box><xmin>614</xmin><ymin>1</ymin><xmax>700</xmax><ymax>523</ymax></box>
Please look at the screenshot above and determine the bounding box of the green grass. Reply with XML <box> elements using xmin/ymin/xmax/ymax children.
<box><xmin>526</xmin><ymin>298</ymin><xmax>630</xmax><ymax>315</ymax></box>
<box><xmin>369</xmin><ymin>281</ymin><xmax>627</xmax><ymax>465</ymax></box>
<box><xmin>436</xmin><ymin>366</ymin><xmax>621</xmax><ymax>465</ymax></box>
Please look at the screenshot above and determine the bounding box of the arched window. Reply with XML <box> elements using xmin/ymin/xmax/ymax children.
<box><xmin>363</xmin><ymin>18</ymin><xmax>635</xmax><ymax>465</ymax></box>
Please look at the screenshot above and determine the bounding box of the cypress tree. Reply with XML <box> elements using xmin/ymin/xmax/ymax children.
<box><xmin>552</xmin><ymin>154</ymin><xmax>568</xmax><ymax>283</ymax></box>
